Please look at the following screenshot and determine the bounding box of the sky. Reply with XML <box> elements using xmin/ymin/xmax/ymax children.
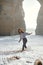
<box><xmin>23</xmin><ymin>0</ymin><xmax>41</xmax><ymax>29</ymax></box>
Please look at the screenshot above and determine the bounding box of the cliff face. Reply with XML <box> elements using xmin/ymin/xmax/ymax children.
<box><xmin>35</xmin><ymin>0</ymin><xmax>43</xmax><ymax>35</ymax></box>
<box><xmin>0</xmin><ymin>0</ymin><xmax>26</xmax><ymax>35</ymax></box>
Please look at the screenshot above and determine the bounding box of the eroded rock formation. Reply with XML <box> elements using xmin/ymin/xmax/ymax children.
<box><xmin>35</xmin><ymin>0</ymin><xmax>43</xmax><ymax>35</ymax></box>
<box><xmin>0</xmin><ymin>0</ymin><xmax>26</xmax><ymax>35</ymax></box>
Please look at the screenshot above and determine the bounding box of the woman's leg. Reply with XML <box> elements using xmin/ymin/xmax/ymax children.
<box><xmin>22</xmin><ymin>43</ymin><xmax>25</xmax><ymax>51</ymax></box>
<box><xmin>22</xmin><ymin>38</ymin><xmax>27</xmax><ymax>51</ymax></box>
<box><xmin>22</xmin><ymin>43</ymin><xmax>27</xmax><ymax>51</ymax></box>
<box><xmin>24</xmin><ymin>38</ymin><xmax>27</xmax><ymax>48</ymax></box>
<box><xmin>24</xmin><ymin>43</ymin><xmax>27</xmax><ymax>48</ymax></box>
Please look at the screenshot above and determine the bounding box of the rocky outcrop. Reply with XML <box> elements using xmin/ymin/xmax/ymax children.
<box><xmin>35</xmin><ymin>0</ymin><xmax>43</xmax><ymax>35</ymax></box>
<box><xmin>0</xmin><ymin>0</ymin><xmax>26</xmax><ymax>35</ymax></box>
<box><xmin>34</xmin><ymin>59</ymin><xmax>42</xmax><ymax>65</ymax></box>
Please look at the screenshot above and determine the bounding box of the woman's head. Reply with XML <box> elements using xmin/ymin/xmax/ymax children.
<box><xmin>18</xmin><ymin>28</ymin><xmax>24</xmax><ymax>34</ymax></box>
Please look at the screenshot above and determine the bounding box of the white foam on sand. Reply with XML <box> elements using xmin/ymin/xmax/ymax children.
<box><xmin>0</xmin><ymin>35</ymin><xmax>43</xmax><ymax>65</ymax></box>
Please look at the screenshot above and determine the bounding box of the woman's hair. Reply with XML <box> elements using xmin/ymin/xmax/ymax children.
<box><xmin>18</xmin><ymin>28</ymin><xmax>24</xmax><ymax>34</ymax></box>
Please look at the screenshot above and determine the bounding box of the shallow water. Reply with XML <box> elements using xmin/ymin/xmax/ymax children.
<box><xmin>0</xmin><ymin>35</ymin><xmax>43</xmax><ymax>65</ymax></box>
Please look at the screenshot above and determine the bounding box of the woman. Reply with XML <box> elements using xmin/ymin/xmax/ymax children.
<box><xmin>18</xmin><ymin>28</ymin><xmax>32</xmax><ymax>51</ymax></box>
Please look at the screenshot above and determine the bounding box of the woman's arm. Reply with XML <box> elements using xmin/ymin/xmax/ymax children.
<box><xmin>25</xmin><ymin>32</ymin><xmax>32</xmax><ymax>35</ymax></box>
<box><xmin>19</xmin><ymin>38</ymin><xmax>21</xmax><ymax>42</ymax></box>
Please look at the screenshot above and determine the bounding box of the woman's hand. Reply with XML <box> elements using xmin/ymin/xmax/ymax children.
<box><xmin>30</xmin><ymin>32</ymin><xmax>32</xmax><ymax>34</ymax></box>
<box><xmin>18</xmin><ymin>39</ymin><xmax>21</xmax><ymax>42</ymax></box>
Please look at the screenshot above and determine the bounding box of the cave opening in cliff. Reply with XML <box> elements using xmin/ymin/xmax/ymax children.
<box><xmin>23</xmin><ymin>0</ymin><xmax>41</xmax><ymax>34</ymax></box>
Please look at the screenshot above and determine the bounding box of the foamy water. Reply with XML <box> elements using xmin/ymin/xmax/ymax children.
<box><xmin>0</xmin><ymin>35</ymin><xmax>43</xmax><ymax>65</ymax></box>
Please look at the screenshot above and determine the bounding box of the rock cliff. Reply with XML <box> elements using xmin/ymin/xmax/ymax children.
<box><xmin>0</xmin><ymin>0</ymin><xmax>26</xmax><ymax>35</ymax></box>
<box><xmin>35</xmin><ymin>0</ymin><xmax>43</xmax><ymax>35</ymax></box>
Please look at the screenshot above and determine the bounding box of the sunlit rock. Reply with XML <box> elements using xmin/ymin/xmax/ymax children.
<box><xmin>34</xmin><ymin>59</ymin><xmax>42</xmax><ymax>65</ymax></box>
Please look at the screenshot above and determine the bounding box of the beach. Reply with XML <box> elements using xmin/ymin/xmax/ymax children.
<box><xmin>0</xmin><ymin>35</ymin><xmax>43</xmax><ymax>65</ymax></box>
